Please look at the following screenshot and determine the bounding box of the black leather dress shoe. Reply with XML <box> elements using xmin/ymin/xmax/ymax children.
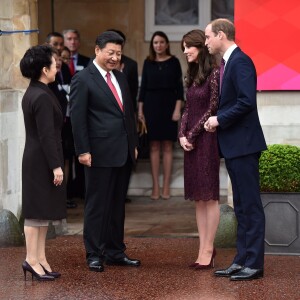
<box><xmin>230</xmin><ymin>267</ymin><xmax>263</xmax><ymax>281</ymax></box>
<box><xmin>88</xmin><ymin>261</ymin><xmax>104</xmax><ymax>272</ymax></box>
<box><xmin>214</xmin><ymin>263</ymin><xmax>243</xmax><ymax>277</ymax></box>
<box><xmin>106</xmin><ymin>256</ymin><xmax>141</xmax><ymax>267</ymax></box>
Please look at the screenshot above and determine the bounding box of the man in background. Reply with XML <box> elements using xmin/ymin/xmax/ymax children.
<box><xmin>63</xmin><ymin>29</ymin><xmax>90</xmax><ymax>75</ymax></box>
<box><xmin>108</xmin><ymin>29</ymin><xmax>139</xmax><ymax>113</ymax></box>
<box><xmin>63</xmin><ymin>29</ymin><xmax>90</xmax><ymax>201</ymax></box>
<box><xmin>46</xmin><ymin>31</ymin><xmax>77</xmax><ymax>209</ymax></box>
<box><xmin>108</xmin><ymin>29</ymin><xmax>139</xmax><ymax>203</ymax></box>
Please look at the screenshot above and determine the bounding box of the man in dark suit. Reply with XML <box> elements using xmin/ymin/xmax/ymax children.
<box><xmin>70</xmin><ymin>31</ymin><xmax>140</xmax><ymax>272</ymax></box>
<box><xmin>204</xmin><ymin>19</ymin><xmax>267</xmax><ymax>281</ymax></box>
<box><xmin>108</xmin><ymin>29</ymin><xmax>139</xmax><ymax>203</ymax></box>
<box><xmin>63</xmin><ymin>29</ymin><xmax>90</xmax><ymax>201</ymax></box>
<box><xmin>63</xmin><ymin>29</ymin><xmax>90</xmax><ymax>75</ymax></box>
<box><xmin>46</xmin><ymin>31</ymin><xmax>77</xmax><ymax>209</ymax></box>
<box><xmin>46</xmin><ymin>32</ymin><xmax>73</xmax><ymax>85</ymax></box>
<box><xmin>108</xmin><ymin>29</ymin><xmax>139</xmax><ymax>112</ymax></box>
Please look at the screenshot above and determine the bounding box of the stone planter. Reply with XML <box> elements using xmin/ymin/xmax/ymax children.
<box><xmin>261</xmin><ymin>193</ymin><xmax>300</xmax><ymax>255</ymax></box>
<box><xmin>0</xmin><ymin>209</ymin><xmax>24</xmax><ymax>247</ymax></box>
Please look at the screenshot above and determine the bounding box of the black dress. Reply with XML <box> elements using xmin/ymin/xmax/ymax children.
<box><xmin>139</xmin><ymin>56</ymin><xmax>184</xmax><ymax>141</ymax></box>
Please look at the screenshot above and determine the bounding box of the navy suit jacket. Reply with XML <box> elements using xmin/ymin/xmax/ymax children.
<box><xmin>217</xmin><ymin>47</ymin><xmax>267</xmax><ymax>159</ymax></box>
<box><xmin>70</xmin><ymin>63</ymin><xmax>138</xmax><ymax>167</ymax></box>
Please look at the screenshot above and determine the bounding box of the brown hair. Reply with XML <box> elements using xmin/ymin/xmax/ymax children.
<box><xmin>181</xmin><ymin>29</ymin><xmax>216</xmax><ymax>87</ymax></box>
<box><xmin>210</xmin><ymin>18</ymin><xmax>235</xmax><ymax>41</ymax></box>
<box><xmin>147</xmin><ymin>31</ymin><xmax>171</xmax><ymax>61</ymax></box>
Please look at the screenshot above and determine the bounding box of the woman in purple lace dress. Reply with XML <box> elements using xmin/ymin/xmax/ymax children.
<box><xmin>179</xmin><ymin>30</ymin><xmax>220</xmax><ymax>269</ymax></box>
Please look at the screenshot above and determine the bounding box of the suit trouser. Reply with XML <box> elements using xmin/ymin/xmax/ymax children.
<box><xmin>225</xmin><ymin>153</ymin><xmax>265</xmax><ymax>269</ymax></box>
<box><xmin>83</xmin><ymin>158</ymin><xmax>132</xmax><ymax>263</ymax></box>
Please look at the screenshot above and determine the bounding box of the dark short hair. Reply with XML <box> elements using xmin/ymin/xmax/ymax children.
<box><xmin>106</xmin><ymin>29</ymin><xmax>126</xmax><ymax>43</ymax></box>
<box><xmin>45</xmin><ymin>31</ymin><xmax>64</xmax><ymax>43</ymax></box>
<box><xmin>20</xmin><ymin>45</ymin><xmax>55</xmax><ymax>80</ymax></box>
<box><xmin>95</xmin><ymin>31</ymin><xmax>124</xmax><ymax>49</ymax></box>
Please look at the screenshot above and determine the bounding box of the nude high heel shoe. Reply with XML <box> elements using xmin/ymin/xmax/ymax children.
<box><xmin>195</xmin><ymin>248</ymin><xmax>217</xmax><ymax>270</ymax></box>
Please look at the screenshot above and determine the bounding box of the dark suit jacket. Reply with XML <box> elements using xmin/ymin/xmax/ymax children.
<box><xmin>121</xmin><ymin>55</ymin><xmax>138</xmax><ymax>111</ymax></box>
<box><xmin>88</xmin><ymin>55</ymin><xmax>139</xmax><ymax>111</ymax></box>
<box><xmin>70</xmin><ymin>63</ymin><xmax>138</xmax><ymax>167</ymax></box>
<box><xmin>76</xmin><ymin>53</ymin><xmax>90</xmax><ymax>71</ymax></box>
<box><xmin>217</xmin><ymin>47</ymin><xmax>267</xmax><ymax>159</ymax></box>
<box><xmin>60</xmin><ymin>62</ymin><xmax>72</xmax><ymax>85</ymax></box>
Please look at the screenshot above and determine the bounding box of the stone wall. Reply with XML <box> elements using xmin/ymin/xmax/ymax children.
<box><xmin>0</xmin><ymin>0</ymin><xmax>38</xmax><ymax>217</ymax></box>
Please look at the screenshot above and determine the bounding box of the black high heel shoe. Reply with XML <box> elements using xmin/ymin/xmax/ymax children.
<box><xmin>195</xmin><ymin>248</ymin><xmax>217</xmax><ymax>270</ymax></box>
<box><xmin>22</xmin><ymin>261</ymin><xmax>54</xmax><ymax>281</ymax></box>
<box><xmin>40</xmin><ymin>264</ymin><xmax>61</xmax><ymax>278</ymax></box>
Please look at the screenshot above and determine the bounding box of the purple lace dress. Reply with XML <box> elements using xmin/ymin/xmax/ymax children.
<box><xmin>178</xmin><ymin>68</ymin><xmax>220</xmax><ymax>201</ymax></box>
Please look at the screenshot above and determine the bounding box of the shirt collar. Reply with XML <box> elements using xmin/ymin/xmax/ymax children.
<box><xmin>93</xmin><ymin>60</ymin><xmax>112</xmax><ymax>79</ymax></box>
<box><xmin>72</xmin><ymin>53</ymin><xmax>78</xmax><ymax>60</ymax></box>
<box><xmin>223</xmin><ymin>44</ymin><xmax>238</xmax><ymax>65</ymax></box>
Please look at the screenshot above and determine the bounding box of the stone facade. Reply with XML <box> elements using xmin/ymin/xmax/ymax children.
<box><xmin>0</xmin><ymin>0</ymin><xmax>38</xmax><ymax>217</ymax></box>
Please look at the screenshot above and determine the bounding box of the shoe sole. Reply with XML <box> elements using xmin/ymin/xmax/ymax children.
<box><xmin>230</xmin><ymin>275</ymin><xmax>263</xmax><ymax>281</ymax></box>
<box><xmin>106</xmin><ymin>262</ymin><xmax>141</xmax><ymax>267</ymax></box>
<box><xmin>88</xmin><ymin>267</ymin><xmax>104</xmax><ymax>272</ymax></box>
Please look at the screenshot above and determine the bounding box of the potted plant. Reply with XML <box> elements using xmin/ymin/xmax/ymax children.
<box><xmin>259</xmin><ymin>144</ymin><xmax>300</xmax><ymax>255</ymax></box>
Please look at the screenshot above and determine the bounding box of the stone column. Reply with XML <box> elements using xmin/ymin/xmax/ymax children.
<box><xmin>0</xmin><ymin>0</ymin><xmax>38</xmax><ymax>218</ymax></box>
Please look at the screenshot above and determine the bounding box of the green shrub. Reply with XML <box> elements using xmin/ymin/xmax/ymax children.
<box><xmin>259</xmin><ymin>144</ymin><xmax>300</xmax><ymax>192</ymax></box>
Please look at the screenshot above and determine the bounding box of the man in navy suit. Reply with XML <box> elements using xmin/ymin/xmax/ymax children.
<box><xmin>70</xmin><ymin>31</ymin><xmax>140</xmax><ymax>272</ymax></box>
<box><xmin>204</xmin><ymin>18</ymin><xmax>267</xmax><ymax>281</ymax></box>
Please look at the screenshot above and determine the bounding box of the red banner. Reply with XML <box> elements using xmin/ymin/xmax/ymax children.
<box><xmin>235</xmin><ymin>0</ymin><xmax>300</xmax><ymax>90</ymax></box>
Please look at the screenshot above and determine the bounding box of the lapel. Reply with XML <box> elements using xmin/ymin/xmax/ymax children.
<box><xmin>89</xmin><ymin>64</ymin><xmax>124</xmax><ymax>113</ymax></box>
<box><xmin>222</xmin><ymin>47</ymin><xmax>240</xmax><ymax>86</ymax></box>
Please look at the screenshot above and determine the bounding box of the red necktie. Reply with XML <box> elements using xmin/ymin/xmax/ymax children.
<box><xmin>106</xmin><ymin>72</ymin><xmax>123</xmax><ymax>111</ymax></box>
<box><xmin>69</xmin><ymin>57</ymin><xmax>75</xmax><ymax>76</ymax></box>
<box><xmin>219</xmin><ymin>58</ymin><xmax>225</xmax><ymax>93</ymax></box>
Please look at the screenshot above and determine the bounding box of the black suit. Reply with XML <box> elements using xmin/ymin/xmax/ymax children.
<box><xmin>60</xmin><ymin>62</ymin><xmax>72</xmax><ymax>85</ymax></box>
<box><xmin>75</xmin><ymin>53</ymin><xmax>90</xmax><ymax>72</ymax></box>
<box><xmin>71</xmin><ymin>54</ymin><xmax>90</xmax><ymax>198</ymax></box>
<box><xmin>88</xmin><ymin>55</ymin><xmax>139</xmax><ymax>111</ymax></box>
<box><xmin>121</xmin><ymin>55</ymin><xmax>138</xmax><ymax>111</ymax></box>
<box><xmin>217</xmin><ymin>47</ymin><xmax>267</xmax><ymax>269</ymax></box>
<box><xmin>70</xmin><ymin>62</ymin><xmax>137</xmax><ymax>263</ymax></box>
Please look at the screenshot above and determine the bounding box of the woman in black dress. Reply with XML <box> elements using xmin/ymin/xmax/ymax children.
<box><xmin>20</xmin><ymin>45</ymin><xmax>66</xmax><ymax>281</ymax></box>
<box><xmin>138</xmin><ymin>31</ymin><xmax>184</xmax><ymax>200</ymax></box>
